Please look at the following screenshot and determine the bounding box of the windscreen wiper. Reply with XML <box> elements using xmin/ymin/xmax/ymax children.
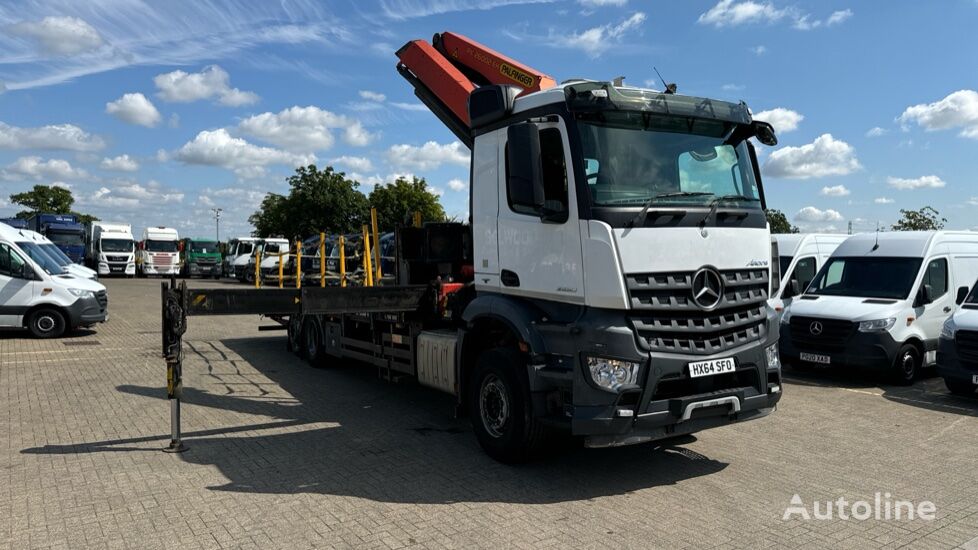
<box><xmin>702</xmin><ymin>194</ymin><xmax>761</xmax><ymax>226</ymax></box>
<box><xmin>628</xmin><ymin>191</ymin><xmax>713</xmax><ymax>228</ymax></box>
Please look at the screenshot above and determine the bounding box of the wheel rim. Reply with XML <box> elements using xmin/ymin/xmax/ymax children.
<box><xmin>36</xmin><ymin>315</ymin><xmax>56</xmax><ymax>333</ymax></box>
<box><xmin>305</xmin><ymin>326</ymin><xmax>317</xmax><ymax>357</ymax></box>
<box><xmin>479</xmin><ymin>374</ymin><xmax>510</xmax><ymax>438</ymax></box>
<box><xmin>900</xmin><ymin>351</ymin><xmax>916</xmax><ymax>378</ymax></box>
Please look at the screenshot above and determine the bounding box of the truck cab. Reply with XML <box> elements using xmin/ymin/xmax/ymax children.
<box><xmin>180</xmin><ymin>238</ymin><xmax>222</xmax><ymax>278</ymax></box>
<box><xmin>86</xmin><ymin>222</ymin><xmax>136</xmax><ymax>277</ymax></box>
<box><xmin>27</xmin><ymin>213</ymin><xmax>86</xmax><ymax>263</ymax></box>
<box><xmin>225</xmin><ymin>237</ymin><xmax>258</xmax><ymax>281</ymax></box>
<box><xmin>137</xmin><ymin>227</ymin><xmax>180</xmax><ymax>277</ymax></box>
<box><xmin>247</xmin><ymin>238</ymin><xmax>290</xmax><ymax>282</ymax></box>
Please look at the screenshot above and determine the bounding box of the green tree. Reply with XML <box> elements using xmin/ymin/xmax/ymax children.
<box><xmin>10</xmin><ymin>184</ymin><xmax>75</xmax><ymax>219</ymax></box>
<box><xmin>368</xmin><ymin>176</ymin><xmax>446</xmax><ymax>232</ymax></box>
<box><xmin>765</xmin><ymin>209</ymin><xmax>799</xmax><ymax>234</ymax></box>
<box><xmin>891</xmin><ymin>206</ymin><xmax>946</xmax><ymax>231</ymax></box>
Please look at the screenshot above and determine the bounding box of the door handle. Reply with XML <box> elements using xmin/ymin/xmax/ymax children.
<box><xmin>943</xmin><ymin>306</ymin><xmax>953</xmax><ymax>313</ymax></box>
<box><xmin>500</xmin><ymin>269</ymin><xmax>520</xmax><ymax>287</ymax></box>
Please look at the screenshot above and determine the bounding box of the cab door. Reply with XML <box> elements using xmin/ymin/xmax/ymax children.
<box><xmin>914</xmin><ymin>256</ymin><xmax>953</xmax><ymax>364</ymax></box>
<box><xmin>0</xmin><ymin>243</ymin><xmax>35</xmax><ymax>327</ymax></box>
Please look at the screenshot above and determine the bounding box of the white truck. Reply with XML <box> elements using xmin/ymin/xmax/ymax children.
<box><xmin>0</xmin><ymin>222</ymin><xmax>107</xmax><ymax>338</ymax></box>
<box><xmin>770</xmin><ymin>234</ymin><xmax>847</xmax><ymax>316</ymax></box>
<box><xmin>245</xmin><ymin>238</ymin><xmax>290</xmax><ymax>284</ymax></box>
<box><xmin>225</xmin><ymin>237</ymin><xmax>259</xmax><ymax>281</ymax></box>
<box><xmin>86</xmin><ymin>222</ymin><xmax>136</xmax><ymax>277</ymax></box>
<box><xmin>780</xmin><ymin>231</ymin><xmax>978</xmax><ymax>383</ymax></box>
<box><xmin>138</xmin><ymin>226</ymin><xmax>180</xmax><ymax>277</ymax></box>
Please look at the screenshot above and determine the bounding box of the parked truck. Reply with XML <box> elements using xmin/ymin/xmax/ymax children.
<box><xmin>180</xmin><ymin>238</ymin><xmax>222</xmax><ymax>278</ymax></box>
<box><xmin>168</xmin><ymin>31</ymin><xmax>784</xmax><ymax>462</ymax></box>
<box><xmin>137</xmin><ymin>226</ymin><xmax>180</xmax><ymax>277</ymax></box>
<box><xmin>86</xmin><ymin>222</ymin><xmax>136</xmax><ymax>277</ymax></box>
<box><xmin>225</xmin><ymin>237</ymin><xmax>259</xmax><ymax>281</ymax></box>
<box><xmin>27</xmin><ymin>213</ymin><xmax>85</xmax><ymax>263</ymax></box>
<box><xmin>0</xmin><ymin>218</ymin><xmax>28</xmax><ymax>229</ymax></box>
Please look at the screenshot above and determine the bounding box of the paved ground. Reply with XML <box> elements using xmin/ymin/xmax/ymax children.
<box><xmin>2</xmin><ymin>278</ymin><xmax>978</xmax><ymax>550</ymax></box>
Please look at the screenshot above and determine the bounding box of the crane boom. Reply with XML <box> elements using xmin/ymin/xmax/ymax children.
<box><xmin>396</xmin><ymin>32</ymin><xmax>556</xmax><ymax>147</ymax></box>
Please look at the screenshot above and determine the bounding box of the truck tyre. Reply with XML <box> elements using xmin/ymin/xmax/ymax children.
<box><xmin>244</xmin><ymin>269</ymin><xmax>255</xmax><ymax>285</ymax></box>
<box><xmin>26</xmin><ymin>308</ymin><xmax>67</xmax><ymax>339</ymax></box>
<box><xmin>303</xmin><ymin>318</ymin><xmax>325</xmax><ymax>367</ymax></box>
<box><xmin>467</xmin><ymin>347</ymin><xmax>548</xmax><ymax>463</ymax></box>
<box><xmin>944</xmin><ymin>377</ymin><xmax>977</xmax><ymax>396</ymax></box>
<box><xmin>288</xmin><ymin>316</ymin><xmax>306</xmax><ymax>358</ymax></box>
<box><xmin>891</xmin><ymin>344</ymin><xmax>920</xmax><ymax>385</ymax></box>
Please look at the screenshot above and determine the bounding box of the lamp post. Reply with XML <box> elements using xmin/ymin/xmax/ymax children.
<box><xmin>211</xmin><ymin>208</ymin><xmax>223</xmax><ymax>242</ymax></box>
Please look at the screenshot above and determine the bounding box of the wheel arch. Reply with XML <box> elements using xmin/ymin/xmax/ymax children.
<box><xmin>23</xmin><ymin>302</ymin><xmax>71</xmax><ymax>329</ymax></box>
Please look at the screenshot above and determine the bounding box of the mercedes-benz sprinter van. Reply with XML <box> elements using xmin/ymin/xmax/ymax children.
<box><xmin>770</xmin><ymin>233</ymin><xmax>847</xmax><ymax>316</ymax></box>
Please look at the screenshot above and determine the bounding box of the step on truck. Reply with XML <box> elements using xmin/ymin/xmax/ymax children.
<box><xmin>165</xmin><ymin>32</ymin><xmax>784</xmax><ymax>462</ymax></box>
<box><xmin>86</xmin><ymin>222</ymin><xmax>136</xmax><ymax>277</ymax></box>
<box><xmin>137</xmin><ymin>226</ymin><xmax>180</xmax><ymax>277</ymax></box>
<box><xmin>27</xmin><ymin>213</ymin><xmax>86</xmax><ymax>264</ymax></box>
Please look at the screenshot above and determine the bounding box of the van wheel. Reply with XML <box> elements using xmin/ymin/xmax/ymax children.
<box><xmin>467</xmin><ymin>347</ymin><xmax>549</xmax><ymax>463</ymax></box>
<box><xmin>27</xmin><ymin>308</ymin><xmax>67</xmax><ymax>339</ymax></box>
<box><xmin>944</xmin><ymin>377</ymin><xmax>977</xmax><ymax>396</ymax></box>
<box><xmin>891</xmin><ymin>344</ymin><xmax>920</xmax><ymax>385</ymax></box>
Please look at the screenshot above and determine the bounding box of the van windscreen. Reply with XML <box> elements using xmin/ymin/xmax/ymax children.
<box><xmin>809</xmin><ymin>257</ymin><xmax>922</xmax><ymax>300</ymax></box>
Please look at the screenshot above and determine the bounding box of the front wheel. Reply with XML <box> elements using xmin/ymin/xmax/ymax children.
<box><xmin>944</xmin><ymin>377</ymin><xmax>977</xmax><ymax>396</ymax></box>
<box><xmin>26</xmin><ymin>308</ymin><xmax>67</xmax><ymax>339</ymax></box>
<box><xmin>891</xmin><ymin>344</ymin><xmax>920</xmax><ymax>385</ymax></box>
<box><xmin>467</xmin><ymin>347</ymin><xmax>549</xmax><ymax>463</ymax></box>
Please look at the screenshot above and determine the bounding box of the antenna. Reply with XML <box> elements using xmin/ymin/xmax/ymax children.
<box><xmin>653</xmin><ymin>67</ymin><xmax>677</xmax><ymax>94</ymax></box>
<box><xmin>872</xmin><ymin>221</ymin><xmax>880</xmax><ymax>251</ymax></box>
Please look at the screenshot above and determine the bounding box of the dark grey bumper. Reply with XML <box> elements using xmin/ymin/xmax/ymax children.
<box><xmin>779</xmin><ymin>323</ymin><xmax>901</xmax><ymax>370</ymax></box>
<box><xmin>936</xmin><ymin>337</ymin><xmax>978</xmax><ymax>382</ymax></box>
<box><xmin>66</xmin><ymin>294</ymin><xmax>107</xmax><ymax>327</ymax></box>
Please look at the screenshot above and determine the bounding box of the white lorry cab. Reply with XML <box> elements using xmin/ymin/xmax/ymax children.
<box><xmin>247</xmin><ymin>238</ymin><xmax>290</xmax><ymax>283</ymax></box>
<box><xmin>87</xmin><ymin>222</ymin><xmax>136</xmax><ymax>276</ymax></box>
<box><xmin>936</xmin><ymin>280</ymin><xmax>978</xmax><ymax>396</ymax></box>
<box><xmin>225</xmin><ymin>237</ymin><xmax>259</xmax><ymax>281</ymax></box>
<box><xmin>0</xmin><ymin>222</ymin><xmax>107</xmax><ymax>338</ymax></box>
<box><xmin>780</xmin><ymin>231</ymin><xmax>978</xmax><ymax>384</ymax></box>
<box><xmin>770</xmin><ymin>234</ymin><xmax>847</xmax><ymax>315</ymax></box>
<box><xmin>23</xmin><ymin>229</ymin><xmax>98</xmax><ymax>280</ymax></box>
<box><xmin>138</xmin><ymin>226</ymin><xmax>180</xmax><ymax>277</ymax></box>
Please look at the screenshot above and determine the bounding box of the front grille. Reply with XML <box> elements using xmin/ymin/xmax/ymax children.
<box><xmin>106</xmin><ymin>255</ymin><xmax>128</xmax><ymax>262</ymax></box>
<box><xmin>95</xmin><ymin>290</ymin><xmax>108</xmax><ymax>311</ymax></box>
<box><xmin>955</xmin><ymin>330</ymin><xmax>978</xmax><ymax>368</ymax></box>
<box><xmin>653</xmin><ymin>368</ymin><xmax>759</xmax><ymax>400</ymax></box>
<box><xmin>789</xmin><ymin>316</ymin><xmax>853</xmax><ymax>351</ymax></box>
<box><xmin>195</xmin><ymin>257</ymin><xmax>218</xmax><ymax>264</ymax></box>
<box><xmin>627</xmin><ymin>269</ymin><xmax>769</xmax><ymax>355</ymax></box>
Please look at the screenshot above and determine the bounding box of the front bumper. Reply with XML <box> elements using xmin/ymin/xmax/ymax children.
<box><xmin>188</xmin><ymin>262</ymin><xmax>219</xmax><ymax>276</ymax></box>
<box><xmin>936</xmin><ymin>337</ymin><xmax>978</xmax><ymax>382</ymax></box>
<box><xmin>98</xmin><ymin>262</ymin><xmax>135</xmax><ymax>276</ymax></box>
<box><xmin>142</xmin><ymin>264</ymin><xmax>179</xmax><ymax>275</ymax></box>
<box><xmin>66</xmin><ymin>293</ymin><xmax>107</xmax><ymax>327</ymax></box>
<box><xmin>779</xmin><ymin>323</ymin><xmax>900</xmax><ymax>370</ymax></box>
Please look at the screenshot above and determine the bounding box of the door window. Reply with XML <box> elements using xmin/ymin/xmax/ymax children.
<box><xmin>921</xmin><ymin>258</ymin><xmax>948</xmax><ymax>299</ymax></box>
<box><xmin>506</xmin><ymin>127</ymin><xmax>568</xmax><ymax>217</ymax></box>
<box><xmin>0</xmin><ymin>244</ymin><xmax>28</xmax><ymax>278</ymax></box>
<box><xmin>789</xmin><ymin>256</ymin><xmax>817</xmax><ymax>293</ymax></box>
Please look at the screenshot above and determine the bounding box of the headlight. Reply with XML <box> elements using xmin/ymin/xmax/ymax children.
<box><xmin>586</xmin><ymin>356</ymin><xmax>641</xmax><ymax>392</ymax></box>
<box><xmin>941</xmin><ymin>318</ymin><xmax>957</xmax><ymax>340</ymax></box>
<box><xmin>765</xmin><ymin>343</ymin><xmax>781</xmax><ymax>370</ymax></box>
<box><xmin>67</xmin><ymin>288</ymin><xmax>94</xmax><ymax>298</ymax></box>
<box><xmin>858</xmin><ymin>318</ymin><xmax>897</xmax><ymax>333</ymax></box>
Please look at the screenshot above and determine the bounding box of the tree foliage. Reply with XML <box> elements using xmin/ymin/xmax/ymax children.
<box><xmin>9</xmin><ymin>184</ymin><xmax>98</xmax><ymax>222</ymax></box>
<box><xmin>765</xmin><ymin>209</ymin><xmax>799</xmax><ymax>234</ymax></box>
<box><xmin>891</xmin><ymin>206</ymin><xmax>946</xmax><ymax>231</ymax></box>
<box><xmin>368</xmin><ymin>176</ymin><xmax>446</xmax><ymax>232</ymax></box>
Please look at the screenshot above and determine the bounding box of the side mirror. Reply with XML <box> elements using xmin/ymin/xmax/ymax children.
<box><xmin>751</xmin><ymin>121</ymin><xmax>778</xmax><ymax>146</ymax></box>
<box><xmin>956</xmin><ymin>286</ymin><xmax>970</xmax><ymax>305</ymax></box>
<box><xmin>506</xmin><ymin>123</ymin><xmax>545</xmax><ymax>213</ymax></box>
<box><xmin>916</xmin><ymin>284</ymin><xmax>934</xmax><ymax>307</ymax></box>
<box><xmin>20</xmin><ymin>263</ymin><xmax>36</xmax><ymax>280</ymax></box>
<box><xmin>783</xmin><ymin>279</ymin><xmax>801</xmax><ymax>300</ymax></box>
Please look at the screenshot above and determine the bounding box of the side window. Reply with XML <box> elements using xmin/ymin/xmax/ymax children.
<box><xmin>790</xmin><ymin>256</ymin><xmax>817</xmax><ymax>292</ymax></box>
<box><xmin>506</xmin><ymin>127</ymin><xmax>568</xmax><ymax>218</ymax></box>
<box><xmin>819</xmin><ymin>260</ymin><xmax>845</xmax><ymax>289</ymax></box>
<box><xmin>0</xmin><ymin>244</ymin><xmax>27</xmax><ymax>278</ymax></box>
<box><xmin>922</xmin><ymin>258</ymin><xmax>948</xmax><ymax>298</ymax></box>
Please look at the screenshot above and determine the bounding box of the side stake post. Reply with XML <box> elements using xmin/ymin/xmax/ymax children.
<box><xmin>162</xmin><ymin>280</ymin><xmax>189</xmax><ymax>453</ymax></box>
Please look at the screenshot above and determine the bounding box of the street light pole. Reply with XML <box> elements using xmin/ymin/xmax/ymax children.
<box><xmin>211</xmin><ymin>208</ymin><xmax>223</xmax><ymax>242</ymax></box>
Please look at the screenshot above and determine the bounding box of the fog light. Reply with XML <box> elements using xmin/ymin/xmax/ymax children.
<box><xmin>765</xmin><ymin>343</ymin><xmax>781</xmax><ymax>370</ymax></box>
<box><xmin>586</xmin><ymin>356</ymin><xmax>641</xmax><ymax>392</ymax></box>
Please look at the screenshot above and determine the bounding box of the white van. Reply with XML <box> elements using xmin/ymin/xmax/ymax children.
<box><xmin>936</xmin><ymin>282</ymin><xmax>978</xmax><ymax>396</ymax></box>
<box><xmin>23</xmin><ymin>229</ymin><xmax>99</xmax><ymax>280</ymax></box>
<box><xmin>137</xmin><ymin>226</ymin><xmax>180</xmax><ymax>277</ymax></box>
<box><xmin>0</xmin><ymin>223</ymin><xmax>108</xmax><ymax>338</ymax></box>
<box><xmin>780</xmin><ymin>231</ymin><xmax>978</xmax><ymax>384</ymax></box>
<box><xmin>770</xmin><ymin>233</ymin><xmax>847</xmax><ymax>315</ymax></box>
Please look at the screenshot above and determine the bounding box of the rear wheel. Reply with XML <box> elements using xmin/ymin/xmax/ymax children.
<box><xmin>891</xmin><ymin>344</ymin><xmax>920</xmax><ymax>385</ymax></box>
<box><xmin>467</xmin><ymin>347</ymin><xmax>549</xmax><ymax>463</ymax></box>
<box><xmin>944</xmin><ymin>377</ymin><xmax>977</xmax><ymax>396</ymax></box>
<box><xmin>26</xmin><ymin>308</ymin><xmax>67</xmax><ymax>339</ymax></box>
<box><xmin>303</xmin><ymin>318</ymin><xmax>325</xmax><ymax>367</ymax></box>
<box><xmin>287</xmin><ymin>316</ymin><xmax>305</xmax><ymax>357</ymax></box>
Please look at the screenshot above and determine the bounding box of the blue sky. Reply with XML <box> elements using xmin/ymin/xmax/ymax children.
<box><xmin>1</xmin><ymin>0</ymin><xmax>977</xmax><ymax>239</ymax></box>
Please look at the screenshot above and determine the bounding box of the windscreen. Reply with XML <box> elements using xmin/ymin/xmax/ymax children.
<box><xmin>101</xmin><ymin>238</ymin><xmax>133</xmax><ymax>252</ymax></box>
<box><xmin>809</xmin><ymin>257</ymin><xmax>923</xmax><ymax>300</ymax></box>
<box><xmin>263</xmin><ymin>243</ymin><xmax>284</xmax><ymax>255</ymax></box>
<box><xmin>145</xmin><ymin>239</ymin><xmax>178</xmax><ymax>252</ymax></box>
<box><xmin>189</xmin><ymin>241</ymin><xmax>218</xmax><ymax>254</ymax></box>
<box><xmin>779</xmin><ymin>256</ymin><xmax>793</xmax><ymax>278</ymax></box>
<box><xmin>48</xmin><ymin>231</ymin><xmax>85</xmax><ymax>247</ymax></box>
<box><xmin>16</xmin><ymin>241</ymin><xmax>67</xmax><ymax>274</ymax></box>
<box><xmin>41</xmin><ymin>243</ymin><xmax>72</xmax><ymax>263</ymax></box>
<box><xmin>237</xmin><ymin>243</ymin><xmax>253</xmax><ymax>255</ymax></box>
<box><xmin>577</xmin><ymin>112</ymin><xmax>761</xmax><ymax>208</ymax></box>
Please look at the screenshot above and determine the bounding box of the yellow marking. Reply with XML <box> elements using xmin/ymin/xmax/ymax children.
<box><xmin>500</xmin><ymin>63</ymin><xmax>534</xmax><ymax>88</ymax></box>
<box><xmin>192</xmin><ymin>294</ymin><xmax>207</xmax><ymax>306</ymax></box>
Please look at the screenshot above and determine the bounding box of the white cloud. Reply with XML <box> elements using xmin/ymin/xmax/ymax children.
<box><xmin>722</xmin><ymin>84</ymin><xmax>745</xmax><ymax>92</ymax></box>
<box><xmin>874</xmin><ymin>197</ymin><xmax>894</xmax><ymax>204</ymax></box>
<box><xmin>105</xmin><ymin>93</ymin><xmax>162</xmax><ymax>127</ymax></box>
<box><xmin>380</xmin><ymin>0</ymin><xmax>557</xmax><ymax>19</ymax></box>
<box><xmin>429</xmin><ymin>186</ymin><xmax>445</xmax><ymax>196</ymax></box>
<box><xmin>387</xmin><ymin>141</ymin><xmax>470</xmax><ymax>171</ymax></box>
<box><xmin>750</xmin><ymin>45</ymin><xmax>767</xmax><ymax>55</ymax></box>
<box><xmin>154</xmin><ymin>65</ymin><xmax>259</xmax><ymax>106</ymax></box>
<box><xmin>557</xmin><ymin>12</ymin><xmax>646</xmax><ymax>57</ymax></box>
<box><xmin>0</xmin><ymin>122</ymin><xmax>104</xmax><ymax>151</ymax></box>
<box><xmin>100</xmin><ymin>154</ymin><xmax>140</xmax><ymax>172</ymax></box>
<box><xmin>886</xmin><ymin>175</ymin><xmax>946</xmax><ymax>190</ymax></box>
<box><xmin>796</xmin><ymin>206</ymin><xmax>843</xmax><ymax>223</ymax></box>
<box><xmin>820</xmin><ymin>185</ymin><xmax>850</xmax><ymax>197</ymax></box>
<box><xmin>898</xmin><ymin>90</ymin><xmax>978</xmax><ymax>139</ymax></box>
<box><xmin>753</xmin><ymin>107</ymin><xmax>803</xmax><ymax>133</ymax></box>
<box><xmin>174</xmin><ymin>129</ymin><xmax>314</xmax><ymax>177</ymax></box>
<box><xmin>8</xmin><ymin>16</ymin><xmax>103</xmax><ymax>55</ymax></box>
<box><xmin>330</xmin><ymin>156</ymin><xmax>373</xmax><ymax>172</ymax></box>
<box><xmin>826</xmin><ymin>9</ymin><xmax>853</xmax><ymax>26</ymax></box>
<box><xmin>968</xmin><ymin>197</ymin><xmax>978</xmax><ymax>207</ymax></box>
<box><xmin>391</xmin><ymin>101</ymin><xmax>429</xmax><ymax>112</ymax></box>
<box><xmin>764</xmin><ymin>134</ymin><xmax>861</xmax><ymax>179</ymax></box>
<box><xmin>447</xmin><ymin>178</ymin><xmax>467</xmax><ymax>192</ymax></box>
<box><xmin>359</xmin><ymin>90</ymin><xmax>386</xmax><ymax>102</ymax></box>
<box><xmin>865</xmin><ymin>126</ymin><xmax>887</xmax><ymax>138</ymax></box>
<box><xmin>2</xmin><ymin>156</ymin><xmax>85</xmax><ymax>181</ymax></box>
<box><xmin>86</xmin><ymin>180</ymin><xmax>184</xmax><ymax>209</ymax></box>
<box><xmin>698</xmin><ymin>0</ymin><xmax>789</xmax><ymax>27</ymax></box>
<box><xmin>238</xmin><ymin>106</ymin><xmax>374</xmax><ymax>152</ymax></box>
<box><xmin>578</xmin><ymin>0</ymin><xmax>627</xmax><ymax>5</ymax></box>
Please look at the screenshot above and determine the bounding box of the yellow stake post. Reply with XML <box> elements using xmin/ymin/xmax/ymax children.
<box><xmin>413</xmin><ymin>211</ymin><xmax>422</xmax><ymax>228</ymax></box>
<box><xmin>319</xmin><ymin>232</ymin><xmax>326</xmax><ymax>288</ymax></box>
<box><xmin>296</xmin><ymin>244</ymin><xmax>302</xmax><ymax>289</ymax></box>
<box><xmin>255</xmin><ymin>250</ymin><xmax>261</xmax><ymax>289</ymax></box>
<box><xmin>339</xmin><ymin>235</ymin><xmax>346</xmax><ymax>287</ymax></box>
<box><xmin>278</xmin><ymin>252</ymin><xmax>284</xmax><ymax>288</ymax></box>
<box><xmin>371</xmin><ymin>207</ymin><xmax>382</xmax><ymax>284</ymax></box>
<box><xmin>362</xmin><ymin>224</ymin><xmax>373</xmax><ymax>287</ymax></box>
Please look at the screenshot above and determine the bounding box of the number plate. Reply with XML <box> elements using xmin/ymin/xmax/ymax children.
<box><xmin>688</xmin><ymin>357</ymin><xmax>736</xmax><ymax>378</ymax></box>
<box><xmin>800</xmin><ymin>352</ymin><xmax>831</xmax><ymax>365</ymax></box>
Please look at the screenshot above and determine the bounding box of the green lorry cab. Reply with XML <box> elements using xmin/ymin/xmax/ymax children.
<box><xmin>179</xmin><ymin>238</ymin><xmax>222</xmax><ymax>279</ymax></box>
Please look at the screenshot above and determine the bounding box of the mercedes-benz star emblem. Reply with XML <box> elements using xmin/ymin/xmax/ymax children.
<box><xmin>691</xmin><ymin>267</ymin><xmax>724</xmax><ymax>310</ymax></box>
<box><xmin>809</xmin><ymin>321</ymin><xmax>824</xmax><ymax>336</ymax></box>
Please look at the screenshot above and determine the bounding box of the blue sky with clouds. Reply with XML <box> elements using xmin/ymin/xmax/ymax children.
<box><xmin>1</xmin><ymin>0</ymin><xmax>977</xmax><ymax>239</ymax></box>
